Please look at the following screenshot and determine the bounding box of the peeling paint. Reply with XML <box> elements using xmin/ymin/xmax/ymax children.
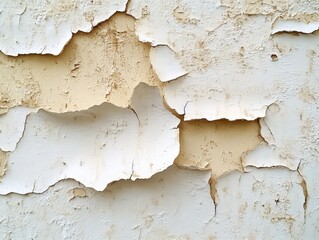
<box><xmin>272</xmin><ymin>19</ymin><xmax>319</xmax><ymax>34</ymax></box>
<box><xmin>129</xmin><ymin>1</ymin><xmax>278</xmax><ymax>120</ymax></box>
<box><xmin>0</xmin><ymin>0</ymin><xmax>128</xmax><ymax>56</ymax></box>
<box><xmin>0</xmin><ymin>84</ymin><xmax>179</xmax><ymax>194</ymax></box>
<box><xmin>226</xmin><ymin>33</ymin><xmax>319</xmax><ymax>173</ymax></box>
<box><xmin>0</xmin><ymin>13</ymin><xmax>159</xmax><ymax>112</ymax></box>
<box><xmin>0</xmin><ymin>0</ymin><xmax>318</xmax><ymax>237</ymax></box>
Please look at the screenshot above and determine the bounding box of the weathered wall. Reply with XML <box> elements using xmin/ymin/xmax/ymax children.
<box><xmin>0</xmin><ymin>0</ymin><xmax>318</xmax><ymax>239</ymax></box>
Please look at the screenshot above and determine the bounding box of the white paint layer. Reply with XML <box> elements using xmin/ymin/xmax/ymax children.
<box><xmin>0</xmin><ymin>166</ymin><xmax>215</xmax><ymax>239</ymax></box>
<box><xmin>130</xmin><ymin>84</ymin><xmax>180</xmax><ymax>179</ymax></box>
<box><xmin>150</xmin><ymin>46</ymin><xmax>187</xmax><ymax>82</ymax></box>
<box><xmin>272</xmin><ymin>19</ymin><xmax>319</xmax><ymax>34</ymax></box>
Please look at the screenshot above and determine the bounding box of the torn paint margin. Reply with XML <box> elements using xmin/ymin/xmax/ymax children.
<box><xmin>272</xmin><ymin>19</ymin><xmax>319</xmax><ymax>34</ymax></box>
<box><xmin>241</xmin><ymin>143</ymin><xmax>284</xmax><ymax>170</ymax></box>
<box><xmin>183</xmin><ymin>101</ymin><xmax>275</xmax><ymax>121</ymax></box>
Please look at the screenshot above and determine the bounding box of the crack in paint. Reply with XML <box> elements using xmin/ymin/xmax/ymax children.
<box><xmin>297</xmin><ymin>161</ymin><xmax>309</xmax><ymax>224</ymax></box>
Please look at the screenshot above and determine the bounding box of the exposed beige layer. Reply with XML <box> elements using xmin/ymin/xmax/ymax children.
<box><xmin>0</xmin><ymin>13</ymin><xmax>160</xmax><ymax>113</ymax></box>
<box><xmin>0</xmin><ymin>150</ymin><xmax>6</xmax><ymax>179</ymax></box>
<box><xmin>175</xmin><ymin>120</ymin><xmax>262</xmax><ymax>180</ymax></box>
<box><xmin>70</xmin><ymin>188</ymin><xmax>88</xmax><ymax>200</ymax></box>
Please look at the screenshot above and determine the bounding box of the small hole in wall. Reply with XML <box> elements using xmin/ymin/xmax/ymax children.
<box><xmin>271</xmin><ymin>54</ymin><xmax>278</xmax><ymax>61</ymax></box>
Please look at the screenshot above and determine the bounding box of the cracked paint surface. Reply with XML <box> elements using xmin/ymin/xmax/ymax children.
<box><xmin>213</xmin><ymin>168</ymin><xmax>305</xmax><ymax>239</ymax></box>
<box><xmin>0</xmin><ymin>166</ymin><xmax>308</xmax><ymax>239</ymax></box>
<box><xmin>0</xmin><ymin>0</ymin><xmax>319</xmax><ymax>238</ymax></box>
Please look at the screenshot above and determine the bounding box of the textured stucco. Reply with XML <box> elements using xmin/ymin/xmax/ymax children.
<box><xmin>0</xmin><ymin>0</ymin><xmax>319</xmax><ymax>239</ymax></box>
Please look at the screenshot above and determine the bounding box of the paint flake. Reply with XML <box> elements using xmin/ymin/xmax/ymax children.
<box><xmin>0</xmin><ymin>84</ymin><xmax>179</xmax><ymax>194</ymax></box>
<box><xmin>272</xmin><ymin>19</ymin><xmax>319</xmax><ymax>34</ymax></box>
<box><xmin>149</xmin><ymin>46</ymin><xmax>187</xmax><ymax>82</ymax></box>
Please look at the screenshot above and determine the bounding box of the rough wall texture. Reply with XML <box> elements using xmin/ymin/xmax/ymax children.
<box><xmin>0</xmin><ymin>0</ymin><xmax>318</xmax><ymax>239</ymax></box>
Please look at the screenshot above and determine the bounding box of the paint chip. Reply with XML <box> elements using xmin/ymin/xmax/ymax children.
<box><xmin>150</xmin><ymin>46</ymin><xmax>187</xmax><ymax>82</ymax></box>
<box><xmin>272</xmin><ymin>19</ymin><xmax>319</xmax><ymax>34</ymax></box>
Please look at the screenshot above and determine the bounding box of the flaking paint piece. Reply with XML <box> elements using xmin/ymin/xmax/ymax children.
<box><xmin>242</xmin><ymin>142</ymin><xmax>283</xmax><ymax>170</ymax></box>
<box><xmin>0</xmin><ymin>84</ymin><xmax>180</xmax><ymax>194</ymax></box>
<box><xmin>0</xmin><ymin>0</ymin><xmax>128</xmax><ymax>56</ymax></box>
<box><xmin>149</xmin><ymin>46</ymin><xmax>187</xmax><ymax>82</ymax></box>
<box><xmin>0</xmin><ymin>107</ymin><xmax>37</xmax><ymax>152</ymax></box>
<box><xmin>130</xmin><ymin>84</ymin><xmax>180</xmax><ymax>179</ymax></box>
<box><xmin>272</xmin><ymin>19</ymin><xmax>319</xmax><ymax>34</ymax></box>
